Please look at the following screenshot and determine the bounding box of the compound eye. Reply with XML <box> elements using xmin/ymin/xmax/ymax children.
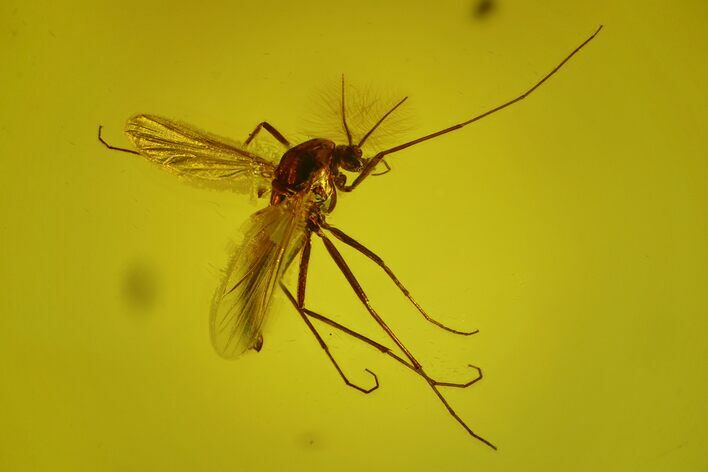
<box><xmin>343</xmin><ymin>157</ymin><xmax>360</xmax><ymax>172</ymax></box>
<box><xmin>340</xmin><ymin>147</ymin><xmax>364</xmax><ymax>172</ymax></box>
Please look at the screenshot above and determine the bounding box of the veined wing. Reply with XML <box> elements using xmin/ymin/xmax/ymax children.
<box><xmin>210</xmin><ymin>193</ymin><xmax>313</xmax><ymax>359</ymax></box>
<box><xmin>125</xmin><ymin>114</ymin><xmax>276</xmax><ymax>194</ymax></box>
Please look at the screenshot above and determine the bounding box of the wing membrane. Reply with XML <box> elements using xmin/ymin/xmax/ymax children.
<box><xmin>125</xmin><ymin>114</ymin><xmax>276</xmax><ymax>193</ymax></box>
<box><xmin>210</xmin><ymin>194</ymin><xmax>312</xmax><ymax>358</ymax></box>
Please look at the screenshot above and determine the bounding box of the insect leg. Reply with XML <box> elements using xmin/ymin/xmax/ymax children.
<box><xmin>97</xmin><ymin>125</ymin><xmax>139</xmax><ymax>155</ymax></box>
<box><xmin>280</xmin><ymin>231</ymin><xmax>378</xmax><ymax>393</ymax></box>
<box><xmin>315</xmin><ymin>227</ymin><xmax>424</xmax><ymax>370</ymax></box>
<box><xmin>298</xmin><ymin>286</ymin><xmax>493</xmax><ymax>448</ymax></box>
<box><xmin>297</xmin><ymin>228</ymin><xmax>312</xmax><ymax>308</ymax></box>
<box><xmin>243</xmin><ymin>121</ymin><xmax>290</xmax><ymax>148</ymax></box>
<box><xmin>428</xmin><ymin>381</ymin><xmax>497</xmax><ymax>449</ymax></box>
<box><xmin>342</xmin><ymin>26</ymin><xmax>603</xmax><ymax>192</ymax></box>
<box><xmin>314</xmin><ymin>227</ymin><xmax>496</xmax><ymax>447</ymax></box>
<box><xmin>320</xmin><ymin>221</ymin><xmax>479</xmax><ymax>336</ymax></box>
<box><xmin>303</xmin><ymin>306</ymin><xmax>483</xmax><ymax>388</ymax></box>
<box><xmin>303</xmin><ymin>307</ymin><xmax>412</xmax><ymax>367</ymax></box>
<box><xmin>370</xmin><ymin>158</ymin><xmax>391</xmax><ymax>177</ymax></box>
<box><xmin>305</xmin><ymin>225</ymin><xmax>482</xmax><ymax>385</ymax></box>
<box><xmin>281</xmin><ymin>282</ymin><xmax>378</xmax><ymax>394</ymax></box>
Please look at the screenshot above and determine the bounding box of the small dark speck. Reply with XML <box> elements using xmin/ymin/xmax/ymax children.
<box><xmin>122</xmin><ymin>260</ymin><xmax>160</xmax><ymax>311</ymax></box>
<box><xmin>295</xmin><ymin>431</ymin><xmax>325</xmax><ymax>451</ymax></box>
<box><xmin>472</xmin><ymin>0</ymin><xmax>497</xmax><ymax>19</ymax></box>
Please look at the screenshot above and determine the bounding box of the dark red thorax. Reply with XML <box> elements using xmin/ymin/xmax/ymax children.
<box><xmin>271</xmin><ymin>138</ymin><xmax>336</xmax><ymax>201</ymax></box>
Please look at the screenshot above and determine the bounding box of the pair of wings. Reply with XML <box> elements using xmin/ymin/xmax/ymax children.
<box><xmin>124</xmin><ymin>114</ymin><xmax>311</xmax><ymax>359</ymax></box>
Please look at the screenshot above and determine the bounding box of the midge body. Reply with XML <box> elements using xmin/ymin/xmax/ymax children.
<box><xmin>270</xmin><ymin>138</ymin><xmax>363</xmax><ymax>207</ymax></box>
<box><xmin>99</xmin><ymin>27</ymin><xmax>602</xmax><ymax>449</ymax></box>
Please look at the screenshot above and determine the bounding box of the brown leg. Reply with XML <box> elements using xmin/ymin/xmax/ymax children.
<box><xmin>315</xmin><ymin>227</ymin><xmax>423</xmax><ymax>370</ymax></box>
<box><xmin>302</xmin><ymin>306</ymin><xmax>483</xmax><ymax>388</ymax></box>
<box><xmin>297</xmin><ymin>231</ymin><xmax>312</xmax><ymax>308</ymax></box>
<box><xmin>244</xmin><ymin>121</ymin><xmax>290</xmax><ymax>148</ymax></box>
<box><xmin>304</xmin><ymin>308</ymin><xmax>493</xmax><ymax>449</ymax></box>
<box><xmin>370</xmin><ymin>158</ymin><xmax>391</xmax><ymax>177</ymax></box>
<box><xmin>427</xmin><ymin>381</ymin><xmax>497</xmax><ymax>450</ymax></box>
<box><xmin>98</xmin><ymin>125</ymin><xmax>139</xmax><ymax>155</ymax></box>
<box><xmin>299</xmin><ymin>227</ymin><xmax>481</xmax><ymax>386</ymax></box>
<box><xmin>321</xmin><ymin>221</ymin><xmax>479</xmax><ymax>336</ymax></box>
<box><xmin>311</xmin><ymin>228</ymin><xmax>495</xmax><ymax>449</ymax></box>
<box><xmin>280</xmin><ymin>233</ymin><xmax>378</xmax><ymax>394</ymax></box>
<box><xmin>342</xmin><ymin>26</ymin><xmax>603</xmax><ymax>192</ymax></box>
<box><xmin>281</xmin><ymin>283</ymin><xmax>378</xmax><ymax>394</ymax></box>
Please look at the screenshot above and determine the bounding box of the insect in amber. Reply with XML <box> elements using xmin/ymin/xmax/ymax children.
<box><xmin>99</xmin><ymin>26</ymin><xmax>602</xmax><ymax>449</ymax></box>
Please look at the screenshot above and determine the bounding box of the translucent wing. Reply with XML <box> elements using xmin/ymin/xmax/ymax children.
<box><xmin>125</xmin><ymin>114</ymin><xmax>277</xmax><ymax>194</ymax></box>
<box><xmin>210</xmin><ymin>193</ymin><xmax>313</xmax><ymax>358</ymax></box>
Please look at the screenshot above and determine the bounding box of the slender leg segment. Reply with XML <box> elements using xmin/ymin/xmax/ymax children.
<box><xmin>243</xmin><ymin>121</ymin><xmax>291</xmax><ymax>148</ymax></box>
<box><xmin>314</xmin><ymin>227</ymin><xmax>423</xmax><ymax>370</ymax></box>
<box><xmin>370</xmin><ymin>159</ymin><xmax>391</xmax><ymax>177</ymax></box>
<box><xmin>97</xmin><ymin>126</ymin><xmax>139</xmax><ymax>155</ymax></box>
<box><xmin>343</xmin><ymin>26</ymin><xmax>603</xmax><ymax>192</ymax></box>
<box><xmin>299</xmin><ymin>224</ymin><xmax>495</xmax><ymax>449</ymax></box>
<box><xmin>281</xmin><ymin>284</ymin><xmax>378</xmax><ymax>393</ymax></box>
<box><xmin>302</xmin><ymin>305</ymin><xmax>492</xmax><ymax>448</ymax></box>
<box><xmin>302</xmin><ymin>306</ymin><xmax>483</xmax><ymax>388</ymax></box>
<box><xmin>320</xmin><ymin>221</ymin><xmax>479</xmax><ymax>336</ymax></box>
<box><xmin>280</xmin><ymin>230</ymin><xmax>378</xmax><ymax>394</ymax></box>
<box><xmin>297</xmin><ymin>230</ymin><xmax>312</xmax><ymax>308</ymax></box>
<box><xmin>292</xmin><ymin>226</ymin><xmax>482</xmax><ymax>385</ymax></box>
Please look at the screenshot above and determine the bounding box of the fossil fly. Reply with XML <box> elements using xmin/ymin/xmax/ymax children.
<box><xmin>99</xmin><ymin>26</ymin><xmax>602</xmax><ymax>449</ymax></box>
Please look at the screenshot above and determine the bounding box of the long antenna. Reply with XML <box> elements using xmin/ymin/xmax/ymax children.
<box><xmin>341</xmin><ymin>75</ymin><xmax>354</xmax><ymax>146</ymax></box>
<box><xmin>346</xmin><ymin>25</ymin><xmax>603</xmax><ymax>191</ymax></box>
<box><xmin>358</xmin><ymin>96</ymin><xmax>408</xmax><ymax>147</ymax></box>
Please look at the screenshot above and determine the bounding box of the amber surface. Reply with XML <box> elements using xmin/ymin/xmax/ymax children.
<box><xmin>2</xmin><ymin>0</ymin><xmax>707</xmax><ymax>470</ymax></box>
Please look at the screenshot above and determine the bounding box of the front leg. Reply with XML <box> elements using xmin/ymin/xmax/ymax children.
<box><xmin>243</xmin><ymin>121</ymin><xmax>290</xmax><ymax>148</ymax></box>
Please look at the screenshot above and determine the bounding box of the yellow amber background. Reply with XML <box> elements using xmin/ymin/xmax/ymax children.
<box><xmin>2</xmin><ymin>1</ymin><xmax>706</xmax><ymax>470</ymax></box>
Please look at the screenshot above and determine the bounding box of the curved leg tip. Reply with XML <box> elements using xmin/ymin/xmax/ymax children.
<box><xmin>483</xmin><ymin>439</ymin><xmax>498</xmax><ymax>450</ymax></box>
<box><xmin>425</xmin><ymin>316</ymin><xmax>479</xmax><ymax>336</ymax></box>
<box><xmin>432</xmin><ymin>363</ymin><xmax>483</xmax><ymax>388</ymax></box>
<box><xmin>362</xmin><ymin>368</ymin><xmax>380</xmax><ymax>393</ymax></box>
<box><xmin>460</xmin><ymin>327</ymin><xmax>480</xmax><ymax>336</ymax></box>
